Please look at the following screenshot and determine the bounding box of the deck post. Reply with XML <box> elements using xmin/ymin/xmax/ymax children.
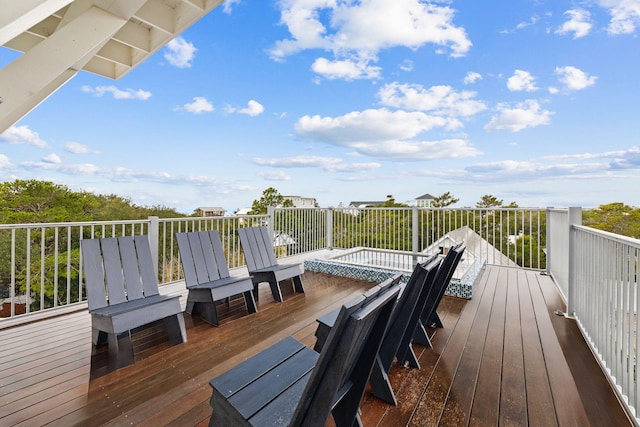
<box><xmin>545</xmin><ymin>207</ymin><xmax>552</xmax><ymax>276</ymax></box>
<box><xmin>148</xmin><ymin>216</ymin><xmax>159</xmax><ymax>275</ymax></box>
<box><xmin>567</xmin><ymin>207</ymin><xmax>582</xmax><ymax>317</ymax></box>
<box><xmin>326</xmin><ymin>208</ymin><xmax>333</xmax><ymax>250</ymax></box>
<box><xmin>267</xmin><ymin>206</ymin><xmax>275</xmax><ymax>241</ymax></box>
<box><xmin>412</xmin><ymin>206</ymin><xmax>419</xmax><ymax>254</ymax></box>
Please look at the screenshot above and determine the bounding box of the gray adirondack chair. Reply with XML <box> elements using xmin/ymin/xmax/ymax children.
<box><xmin>209</xmin><ymin>275</ymin><xmax>402</xmax><ymax>427</ymax></box>
<box><xmin>314</xmin><ymin>255</ymin><xmax>441</xmax><ymax>405</ymax></box>
<box><xmin>415</xmin><ymin>242</ymin><xmax>466</xmax><ymax>346</ymax></box>
<box><xmin>81</xmin><ymin>235</ymin><xmax>186</xmax><ymax>369</ymax></box>
<box><xmin>237</xmin><ymin>226</ymin><xmax>304</xmax><ymax>302</ymax></box>
<box><xmin>176</xmin><ymin>230</ymin><xmax>257</xmax><ymax>326</ymax></box>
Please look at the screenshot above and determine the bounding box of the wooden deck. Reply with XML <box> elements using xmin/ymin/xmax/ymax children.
<box><xmin>0</xmin><ymin>265</ymin><xmax>633</xmax><ymax>426</ymax></box>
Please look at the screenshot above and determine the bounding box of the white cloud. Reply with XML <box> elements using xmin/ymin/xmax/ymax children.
<box><xmin>270</xmin><ymin>0</ymin><xmax>471</xmax><ymax>80</ymax></box>
<box><xmin>296</xmin><ymin>108</ymin><xmax>449</xmax><ymax>143</ymax></box>
<box><xmin>0</xmin><ymin>154</ymin><xmax>13</xmax><ymax>169</ymax></box>
<box><xmin>252</xmin><ymin>155</ymin><xmax>381</xmax><ymax>172</ymax></box>
<box><xmin>65</xmin><ymin>142</ymin><xmax>100</xmax><ymax>154</ymax></box>
<box><xmin>507</xmin><ymin>70</ymin><xmax>538</xmax><ymax>92</ymax></box>
<box><xmin>20</xmin><ymin>160</ymin><xmax>101</xmax><ymax>174</ymax></box>
<box><xmin>311</xmin><ymin>57</ymin><xmax>381</xmax><ymax>80</ymax></box>
<box><xmin>463</xmin><ymin>71</ymin><xmax>482</xmax><ymax>84</ymax></box>
<box><xmin>556</xmin><ymin>9</ymin><xmax>593</xmax><ymax>39</ymax></box>
<box><xmin>597</xmin><ymin>0</ymin><xmax>640</xmax><ymax>34</ymax></box>
<box><xmin>399</xmin><ymin>60</ymin><xmax>414</xmax><ymax>72</ymax></box>
<box><xmin>0</xmin><ymin>125</ymin><xmax>48</xmax><ymax>148</ymax></box>
<box><xmin>484</xmin><ymin>100</ymin><xmax>553</xmax><ymax>132</ymax></box>
<box><xmin>555</xmin><ymin>66</ymin><xmax>597</xmax><ymax>91</ymax></box>
<box><xmin>258</xmin><ymin>170</ymin><xmax>291</xmax><ymax>181</ymax></box>
<box><xmin>377</xmin><ymin>82</ymin><xmax>487</xmax><ymax>117</ymax></box>
<box><xmin>450</xmin><ymin>146</ymin><xmax>640</xmax><ymax>184</ymax></box>
<box><xmin>81</xmin><ymin>85</ymin><xmax>151</xmax><ymax>100</ymax></box>
<box><xmin>179</xmin><ymin>97</ymin><xmax>214</xmax><ymax>114</ymax></box>
<box><xmin>501</xmin><ymin>15</ymin><xmax>539</xmax><ymax>34</ymax></box>
<box><xmin>222</xmin><ymin>0</ymin><xmax>241</xmax><ymax>14</ymax></box>
<box><xmin>239</xmin><ymin>100</ymin><xmax>265</xmax><ymax>116</ymax></box>
<box><xmin>225</xmin><ymin>100</ymin><xmax>265</xmax><ymax>116</ymax></box>
<box><xmin>294</xmin><ymin>108</ymin><xmax>481</xmax><ymax>160</ymax></box>
<box><xmin>164</xmin><ymin>37</ymin><xmax>197</xmax><ymax>68</ymax></box>
<box><xmin>42</xmin><ymin>153</ymin><xmax>62</xmax><ymax>164</ymax></box>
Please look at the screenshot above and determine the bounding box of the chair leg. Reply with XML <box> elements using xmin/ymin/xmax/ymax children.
<box><xmin>244</xmin><ymin>291</ymin><xmax>257</xmax><ymax>314</ymax></box>
<box><xmin>396</xmin><ymin>344</ymin><xmax>421</xmax><ymax>369</ymax></box>
<box><xmin>93</xmin><ymin>328</ymin><xmax>108</xmax><ymax>345</ymax></box>
<box><xmin>107</xmin><ymin>331</ymin><xmax>135</xmax><ymax>369</ymax></box>
<box><xmin>292</xmin><ymin>275</ymin><xmax>305</xmax><ymax>294</ymax></box>
<box><xmin>269</xmin><ymin>281</ymin><xmax>284</xmax><ymax>302</ymax></box>
<box><xmin>429</xmin><ymin>312</ymin><xmax>444</xmax><ymax>328</ymax></box>
<box><xmin>412</xmin><ymin>320</ymin><xmax>432</xmax><ymax>347</ymax></box>
<box><xmin>164</xmin><ymin>313</ymin><xmax>187</xmax><ymax>343</ymax></box>
<box><xmin>193</xmin><ymin>302</ymin><xmax>219</xmax><ymax>326</ymax></box>
<box><xmin>186</xmin><ymin>300</ymin><xmax>196</xmax><ymax>315</ymax></box>
<box><xmin>368</xmin><ymin>355</ymin><xmax>397</xmax><ymax>405</ymax></box>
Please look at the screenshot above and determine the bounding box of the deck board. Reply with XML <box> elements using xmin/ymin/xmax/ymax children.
<box><xmin>0</xmin><ymin>266</ymin><xmax>632</xmax><ymax>426</ymax></box>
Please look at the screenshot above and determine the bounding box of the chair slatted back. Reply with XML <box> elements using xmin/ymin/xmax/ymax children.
<box><xmin>290</xmin><ymin>275</ymin><xmax>402</xmax><ymax>425</ymax></box>
<box><xmin>81</xmin><ymin>235</ymin><xmax>159</xmax><ymax>312</ymax></box>
<box><xmin>425</xmin><ymin>242</ymin><xmax>466</xmax><ymax>319</ymax></box>
<box><xmin>177</xmin><ymin>230</ymin><xmax>230</xmax><ymax>288</ymax></box>
<box><xmin>378</xmin><ymin>255</ymin><xmax>440</xmax><ymax>371</ymax></box>
<box><xmin>237</xmin><ymin>226</ymin><xmax>278</xmax><ymax>271</ymax></box>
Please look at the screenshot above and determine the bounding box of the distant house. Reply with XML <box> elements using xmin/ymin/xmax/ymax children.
<box><xmin>415</xmin><ymin>193</ymin><xmax>435</xmax><ymax>208</ymax></box>
<box><xmin>284</xmin><ymin>195</ymin><xmax>317</xmax><ymax>208</ymax></box>
<box><xmin>343</xmin><ymin>196</ymin><xmax>393</xmax><ymax>215</ymax></box>
<box><xmin>195</xmin><ymin>206</ymin><xmax>226</xmax><ymax>217</ymax></box>
<box><xmin>347</xmin><ymin>201</ymin><xmax>386</xmax><ymax>209</ymax></box>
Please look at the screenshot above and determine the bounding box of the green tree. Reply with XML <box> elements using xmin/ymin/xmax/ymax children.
<box><xmin>249</xmin><ymin>187</ymin><xmax>294</xmax><ymax>214</ymax></box>
<box><xmin>432</xmin><ymin>192</ymin><xmax>459</xmax><ymax>208</ymax></box>
<box><xmin>0</xmin><ymin>179</ymin><xmax>99</xmax><ymax>223</ymax></box>
<box><xmin>380</xmin><ymin>197</ymin><xmax>408</xmax><ymax>207</ymax></box>
<box><xmin>583</xmin><ymin>203</ymin><xmax>640</xmax><ymax>238</ymax></box>
<box><xmin>476</xmin><ymin>194</ymin><xmax>503</xmax><ymax>208</ymax></box>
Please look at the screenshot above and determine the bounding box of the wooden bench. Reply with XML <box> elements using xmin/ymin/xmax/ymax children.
<box><xmin>208</xmin><ymin>275</ymin><xmax>402</xmax><ymax>426</ymax></box>
<box><xmin>81</xmin><ymin>235</ymin><xmax>186</xmax><ymax>369</ymax></box>
<box><xmin>314</xmin><ymin>256</ymin><xmax>441</xmax><ymax>405</ymax></box>
<box><xmin>237</xmin><ymin>226</ymin><xmax>304</xmax><ymax>302</ymax></box>
<box><xmin>176</xmin><ymin>230</ymin><xmax>257</xmax><ymax>326</ymax></box>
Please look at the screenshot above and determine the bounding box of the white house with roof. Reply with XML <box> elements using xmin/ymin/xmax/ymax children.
<box><xmin>195</xmin><ymin>207</ymin><xmax>226</xmax><ymax>217</ymax></box>
<box><xmin>414</xmin><ymin>193</ymin><xmax>435</xmax><ymax>208</ymax></box>
<box><xmin>284</xmin><ymin>196</ymin><xmax>316</xmax><ymax>208</ymax></box>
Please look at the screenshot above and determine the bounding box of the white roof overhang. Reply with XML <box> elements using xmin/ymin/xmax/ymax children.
<box><xmin>0</xmin><ymin>0</ymin><xmax>223</xmax><ymax>133</ymax></box>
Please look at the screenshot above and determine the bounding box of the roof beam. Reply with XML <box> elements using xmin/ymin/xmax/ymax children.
<box><xmin>0</xmin><ymin>0</ymin><xmax>73</xmax><ymax>45</ymax></box>
<box><xmin>0</xmin><ymin>6</ymin><xmax>128</xmax><ymax>132</ymax></box>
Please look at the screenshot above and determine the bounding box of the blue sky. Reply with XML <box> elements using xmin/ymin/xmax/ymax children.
<box><xmin>1</xmin><ymin>0</ymin><xmax>640</xmax><ymax>213</ymax></box>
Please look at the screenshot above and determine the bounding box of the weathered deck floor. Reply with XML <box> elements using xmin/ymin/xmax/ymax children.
<box><xmin>0</xmin><ymin>266</ymin><xmax>632</xmax><ymax>426</ymax></box>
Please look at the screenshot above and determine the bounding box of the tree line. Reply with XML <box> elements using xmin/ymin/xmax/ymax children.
<box><xmin>0</xmin><ymin>179</ymin><xmax>188</xmax><ymax>224</ymax></box>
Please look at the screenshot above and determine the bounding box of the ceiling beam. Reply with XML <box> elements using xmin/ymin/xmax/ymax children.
<box><xmin>0</xmin><ymin>0</ymin><xmax>73</xmax><ymax>45</ymax></box>
<box><xmin>0</xmin><ymin>6</ymin><xmax>128</xmax><ymax>132</ymax></box>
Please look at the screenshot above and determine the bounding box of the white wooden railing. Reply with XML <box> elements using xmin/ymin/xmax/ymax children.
<box><xmin>547</xmin><ymin>207</ymin><xmax>640</xmax><ymax>424</ymax></box>
<box><xmin>0</xmin><ymin>206</ymin><xmax>546</xmax><ymax>319</ymax></box>
<box><xmin>1</xmin><ymin>205</ymin><xmax>639</xmax><ymax>421</ymax></box>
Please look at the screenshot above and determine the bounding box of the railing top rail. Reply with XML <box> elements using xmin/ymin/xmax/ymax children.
<box><xmin>157</xmin><ymin>214</ymin><xmax>270</xmax><ymax>222</ymax></box>
<box><xmin>0</xmin><ymin>219</ymin><xmax>149</xmax><ymax>230</ymax></box>
<box><xmin>573</xmin><ymin>224</ymin><xmax>640</xmax><ymax>247</ymax></box>
<box><xmin>333</xmin><ymin>207</ymin><xmax>546</xmax><ymax>211</ymax></box>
